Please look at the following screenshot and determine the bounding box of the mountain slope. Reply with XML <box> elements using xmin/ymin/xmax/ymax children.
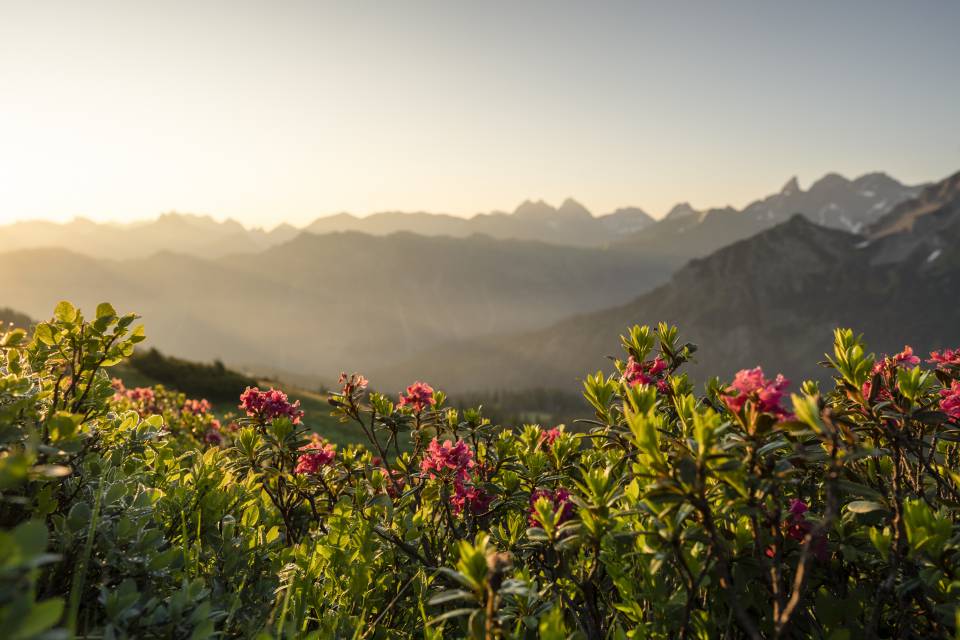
<box><xmin>372</xmin><ymin>171</ymin><xmax>959</xmax><ymax>392</ymax></box>
<box><xmin>0</xmin><ymin>231</ymin><xmax>672</xmax><ymax>384</ymax></box>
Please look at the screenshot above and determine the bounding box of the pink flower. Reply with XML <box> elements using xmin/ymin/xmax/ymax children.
<box><xmin>183</xmin><ymin>398</ymin><xmax>211</xmax><ymax>415</ymax></box>
<box><xmin>295</xmin><ymin>434</ymin><xmax>336</xmax><ymax>474</ymax></box>
<box><xmin>862</xmin><ymin>346</ymin><xmax>921</xmax><ymax>401</ymax></box>
<box><xmin>721</xmin><ymin>367</ymin><xmax>791</xmax><ymax>418</ymax></box>
<box><xmin>929</xmin><ymin>348</ymin><xmax>960</xmax><ymax>369</ymax></box>
<box><xmin>398</xmin><ymin>381</ymin><xmax>435</xmax><ymax>413</ymax></box>
<box><xmin>338</xmin><ymin>372</ymin><xmax>369</xmax><ymax>396</ymax></box>
<box><xmin>528</xmin><ymin>488</ymin><xmax>576</xmax><ymax>527</ymax></box>
<box><xmin>239</xmin><ymin>386</ymin><xmax>304</xmax><ymax>424</ymax></box>
<box><xmin>940</xmin><ymin>381</ymin><xmax>960</xmax><ymax>422</ymax></box>
<box><xmin>788</xmin><ymin>499</ymin><xmax>808</xmax><ymax>517</ymax></box>
<box><xmin>420</xmin><ymin>438</ymin><xmax>474</xmax><ymax>481</ymax></box>
<box><xmin>539</xmin><ymin>428</ymin><xmax>562</xmax><ymax>449</ymax></box>
<box><xmin>451</xmin><ymin>479</ymin><xmax>492</xmax><ymax>515</ymax></box>
<box><xmin>375</xmin><ymin>467</ymin><xmax>406</xmax><ymax>499</ymax></box>
<box><xmin>623</xmin><ymin>356</ymin><xmax>668</xmax><ymax>387</ymax></box>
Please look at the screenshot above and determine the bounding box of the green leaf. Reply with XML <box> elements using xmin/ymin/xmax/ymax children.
<box><xmin>54</xmin><ymin>301</ymin><xmax>78</xmax><ymax>323</ymax></box>
<box><xmin>95</xmin><ymin>302</ymin><xmax>117</xmax><ymax>320</ymax></box>
<box><xmin>846</xmin><ymin>500</ymin><xmax>886</xmax><ymax>514</ymax></box>
<box><xmin>13</xmin><ymin>597</ymin><xmax>65</xmax><ymax>638</ymax></box>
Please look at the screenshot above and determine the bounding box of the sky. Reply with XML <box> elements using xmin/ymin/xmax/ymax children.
<box><xmin>1</xmin><ymin>1</ymin><xmax>958</xmax><ymax>228</ymax></box>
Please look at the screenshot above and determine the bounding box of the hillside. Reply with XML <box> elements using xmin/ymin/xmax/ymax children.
<box><xmin>0</xmin><ymin>231</ymin><xmax>672</xmax><ymax>385</ymax></box>
<box><xmin>372</xmin><ymin>171</ymin><xmax>959</xmax><ymax>392</ymax></box>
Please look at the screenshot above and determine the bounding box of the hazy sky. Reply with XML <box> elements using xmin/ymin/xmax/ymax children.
<box><xmin>1</xmin><ymin>1</ymin><xmax>958</xmax><ymax>228</ymax></box>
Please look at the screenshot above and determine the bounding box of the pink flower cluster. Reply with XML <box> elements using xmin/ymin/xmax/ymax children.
<box><xmin>451</xmin><ymin>480</ymin><xmax>492</xmax><ymax>515</ymax></box>
<box><xmin>398</xmin><ymin>381</ymin><xmax>435</xmax><ymax>413</ymax></box>
<box><xmin>528</xmin><ymin>488</ymin><xmax>576</xmax><ymax>527</ymax></box>
<box><xmin>623</xmin><ymin>356</ymin><xmax>668</xmax><ymax>391</ymax></box>
<box><xmin>420</xmin><ymin>438</ymin><xmax>490</xmax><ymax>515</ymax></box>
<box><xmin>929</xmin><ymin>348</ymin><xmax>960</xmax><ymax>370</ymax></box>
<box><xmin>785</xmin><ymin>500</ymin><xmax>828</xmax><ymax>561</ymax></box>
<box><xmin>539</xmin><ymin>427</ymin><xmax>562</xmax><ymax>449</ymax></box>
<box><xmin>940</xmin><ymin>381</ymin><xmax>960</xmax><ymax>422</ymax></box>
<box><xmin>420</xmin><ymin>438</ymin><xmax>474</xmax><ymax>480</ymax></box>
<box><xmin>204</xmin><ymin>421</ymin><xmax>224</xmax><ymax>446</ymax></box>
<box><xmin>239</xmin><ymin>386</ymin><xmax>304</xmax><ymax>424</ymax></box>
<box><xmin>111</xmin><ymin>378</ymin><xmax>158</xmax><ymax>414</ymax></box>
<box><xmin>182</xmin><ymin>398</ymin><xmax>211</xmax><ymax>415</ymax></box>
<box><xmin>295</xmin><ymin>434</ymin><xmax>336</xmax><ymax>474</ymax></box>
<box><xmin>862</xmin><ymin>346</ymin><xmax>921</xmax><ymax>400</ymax></box>
<box><xmin>338</xmin><ymin>372</ymin><xmax>369</xmax><ymax>397</ymax></box>
<box><xmin>721</xmin><ymin>367</ymin><xmax>791</xmax><ymax>418</ymax></box>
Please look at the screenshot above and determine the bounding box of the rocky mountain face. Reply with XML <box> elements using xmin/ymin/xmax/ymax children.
<box><xmin>616</xmin><ymin>172</ymin><xmax>923</xmax><ymax>268</ymax></box>
<box><xmin>371</xmin><ymin>172</ymin><xmax>958</xmax><ymax>393</ymax></box>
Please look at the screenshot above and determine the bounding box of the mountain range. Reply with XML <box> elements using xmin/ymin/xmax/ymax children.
<box><xmin>1</xmin><ymin>169</ymin><xmax>951</xmax><ymax>396</ymax></box>
<box><xmin>0</xmin><ymin>171</ymin><xmax>919</xmax><ymax>261</ymax></box>
<box><xmin>368</xmin><ymin>170</ymin><xmax>960</xmax><ymax>392</ymax></box>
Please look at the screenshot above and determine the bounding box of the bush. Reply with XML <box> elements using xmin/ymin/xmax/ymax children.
<box><xmin>1</xmin><ymin>303</ymin><xmax>959</xmax><ymax>638</ymax></box>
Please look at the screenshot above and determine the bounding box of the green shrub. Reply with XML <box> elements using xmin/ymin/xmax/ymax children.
<box><xmin>2</xmin><ymin>303</ymin><xmax>959</xmax><ymax>638</ymax></box>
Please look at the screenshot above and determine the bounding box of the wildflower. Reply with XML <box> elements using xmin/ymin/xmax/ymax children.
<box><xmin>295</xmin><ymin>434</ymin><xmax>336</xmax><ymax>474</ymax></box>
<box><xmin>929</xmin><ymin>348</ymin><xmax>960</xmax><ymax>369</ymax></box>
<box><xmin>398</xmin><ymin>381</ymin><xmax>435</xmax><ymax>413</ymax></box>
<box><xmin>862</xmin><ymin>346</ymin><xmax>921</xmax><ymax>400</ymax></box>
<box><xmin>375</xmin><ymin>466</ymin><xmax>406</xmax><ymax>499</ymax></box>
<box><xmin>940</xmin><ymin>381</ymin><xmax>960</xmax><ymax>422</ymax></box>
<box><xmin>783</xmin><ymin>499</ymin><xmax>828</xmax><ymax>561</ymax></box>
<box><xmin>451</xmin><ymin>479</ymin><xmax>492</xmax><ymax>515</ymax></box>
<box><xmin>183</xmin><ymin>398</ymin><xmax>211</xmax><ymax>415</ymax></box>
<box><xmin>338</xmin><ymin>372</ymin><xmax>369</xmax><ymax>396</ymax></box>
<box><xmin>539</xmin><ymin>427</ymin><xmax>562</xmax><ymax>449</ymax></box>
<box><xmin>623</xmin><ymin>356</ymin><xmax>668</xmax><ymax>387</ymax></box>
<box><xmin>239</xmin><ymin>386</ymin><xmax>304</xmax><ymax>424</ymax></box>
<box><xmin>420</xmin><ymin>438</ymin><xmax>474</xmax><ymax>481</ymax></box>
<box><xmin>721</xmin><ymin>367</ymin><xmax>791</xmax><ymax>418</ymax></box>
<box><xmin>528</xmin><ymin>488</ymin><xmax>575</xmax><ymax>527</ymax></box>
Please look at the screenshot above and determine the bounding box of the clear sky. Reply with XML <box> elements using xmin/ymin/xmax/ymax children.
<box><xmin>1</xmin><ymin>1</ymin><xmax>958</xmax><ymax>228</ymax></box>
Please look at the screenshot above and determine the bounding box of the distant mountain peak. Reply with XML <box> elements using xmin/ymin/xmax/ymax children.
<box><xmin>557</xmin><ymin>198</ymin><xmax>592</xmax><ymax>218</ymax></box>
<box><xmin>780</xmin><ymin>176</ymin><xmax>801</xmax><ymax>195</ymax></box>
<box><xmin>664</xmin><ymin>202</ymin><xmax>699</xmax><ymax>220</ymax></box>
<box><xmin>513</xmin><ymin>200</ymin><xmax>558</xmax><ymax>218</ymax></box>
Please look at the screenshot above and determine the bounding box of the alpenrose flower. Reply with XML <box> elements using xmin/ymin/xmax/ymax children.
<box><xmin>721</xmin><ymin>367</ymin><xmax>792</xmax><ymax>418</ymax></box>
<box><xmin>940</xmin><ymin>381</ymin><xmax>960</xmax><ymax>422</ymax></box>
<box><xmin>398</xmin><ymin>381</ymin><xmax>435</xmax><ymax>413</ymax></box>
<box><xmin>929</xmin><ymin>348</ymin><xmax>960</xmax><ymax>369</ymax></box>
<box><xmin>623</xmin><ymin>355</ymin><xmax>668</xmax><ymax>387</ymax></box>
<box><xmin>295</xmin><ymin>434</ymin><xmax>336</xmax><ymax>474</ymax></box>
<box><xmin>420</xmin><ymin>438</ymin><xmax>474</xmax><ymax>481</ymax></box>
<box><xmin>182</xmin><ymin>398</ymin><xmax>211</xmax><ymax>415</ymax></box>
<box><xmin>528</xmin><ymin>488</ymin><xmax>576</xmax><ymax>527</ymax></box>
<box><xmin>451</xmin><ymin>478</ymin><xmax>492</xmax><ymax>515</ymax></box>
<box><xmin>338</xmin><ymin>372</ymin><xmax>368</xmax><ymax>397</ymax></box>
<box><xmin>539</xmin><ymin>427</ymin><xmax>562</xmax><ymax>449</ymax></box>
<box><xmin>862</xmin><ymin>346</ymin><xmax>921</xmax><ymax>400</ymax></box>
<box><xmin>239</xmin><ymin>386</ymin><xmax>304</xmax><ymax>424</ymax></box>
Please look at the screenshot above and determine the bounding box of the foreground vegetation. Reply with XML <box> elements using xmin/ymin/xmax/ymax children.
<box><xmin>2</xmin><ymin>302</ymin><xmax>960</xmax><ymax>638</ymax></box>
